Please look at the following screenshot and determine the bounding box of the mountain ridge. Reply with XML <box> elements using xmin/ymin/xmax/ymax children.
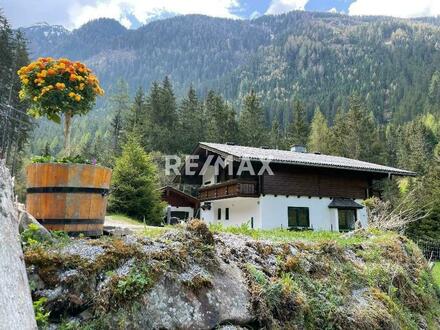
<box><xmin>20</xmin><ymin>11</ymin><xmax>440</xmax><ymax>125</ymax></box>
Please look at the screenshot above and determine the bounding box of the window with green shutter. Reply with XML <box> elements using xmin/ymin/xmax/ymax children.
<box><xmin>288</xmin><ymin>207</ymin><xmax>310</xmax><ymax>228</ymax></box>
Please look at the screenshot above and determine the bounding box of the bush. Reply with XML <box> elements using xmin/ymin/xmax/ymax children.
<box><xmin>109</xmin><ymin>135</ymin><xmax>164</xmax><ymax>224</ymax></box>
<box><xmin>33</xmin><ymin>297</ymin><xmax>50</xmax><ymax>327</ymax></box>
<box><xmin>31</xmin><ymin>155</ymin><xmax>93</xmax><ymax>164</ymax></box>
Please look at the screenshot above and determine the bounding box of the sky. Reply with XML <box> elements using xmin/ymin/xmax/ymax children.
<box><xmin>1</xmin><ymin>0</ymin><xmax>440</xmax><ymax>30</ymax></box>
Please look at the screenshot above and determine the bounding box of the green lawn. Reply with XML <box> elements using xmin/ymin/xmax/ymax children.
<box><xmin>433</xmin><ymin>262</ymin><xmax>440</xmax><ymax>288</ymax></box>
<box><xmin>106</xmin><ymin>213</ymin><xmax>144</xmax><ymax>226</ymax></box>
<box><xmin>208</xmin><ymin>223</ymin><xmax>388</xmax><ymax>246</ymax></box>
<box><xmin>106</xmin><ymin>213</ymin><xmax>172</xmax><ymax>238</ymax></box>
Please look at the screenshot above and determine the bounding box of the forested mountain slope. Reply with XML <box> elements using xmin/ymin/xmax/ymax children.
<box><xmin>21</xmin><ymin>12</ymin><xmax>440</xmax><ymax>125</ymax></box>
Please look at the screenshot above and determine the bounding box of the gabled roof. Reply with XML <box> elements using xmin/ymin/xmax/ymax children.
<box><xmin>197</xmin><ymin>142</ymin><xmax>416</xmax><ymax>177</ymax></box>
<box><xmin>159</xmin><ymin>186</ymin><xmax>199</xmax><ymax>203</ymax></box>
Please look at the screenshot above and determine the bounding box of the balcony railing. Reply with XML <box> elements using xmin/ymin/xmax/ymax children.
<box><xmin>198</xmin><ymin>179</ymin><xmax>258</xmax><ymax>201</ymax></box>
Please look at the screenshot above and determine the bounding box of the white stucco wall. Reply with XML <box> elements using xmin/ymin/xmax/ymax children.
<box><xmin>200</xmin><ymin>206</ymin><xmax>214</xmax><ymax>224</ymax></box>
<box><xmin>259</xmin><ymin>195</ymin><xmax>367</xmax><ymax>230</ymax></box>
<box><xmin>201</xmin><ymin>195</ymin><xmax>367</xmax><ymax>231</ymax></box>
<box><xmin>200</xmin><ymin>197</ymin><xmax>260</xmax><ymax>228</ymax></box>
<box><xmin>202</xmin><ymin>165</ymin><xmax>216</xmax><ymax>186</ymax></box>
<box><xmin>357</xmin><ymin>204</ymin><xmax>368</xmax><ymax>228</ymax></box>
<box><xmin>259</xmin><ymin>196</ymin><xmax>331</xmax><ymax>230</ymax></box>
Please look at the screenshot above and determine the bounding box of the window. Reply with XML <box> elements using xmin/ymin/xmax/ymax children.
<box><xmin>225</xmin><ymin>208</ymin><xmax>229</xmax><ymax>220</ymax></box>
<box><xmin>217</xmin><ymin>208</ymin><xmax>222</xmax><ymax>220</ymax></box>
<box><xmin>171</xmin><ymin>211</ymin><xmax>189</xmax><ymax>220</ymax></box>
<box><xmin>338</xmin><ymin>209</ymin><xmax>357</xmax><ymax>232</ymax></box>
<box><xmin>288</xmin><ymin>207</ymin><xmax>310</xmax><ymax>228</ymax></box>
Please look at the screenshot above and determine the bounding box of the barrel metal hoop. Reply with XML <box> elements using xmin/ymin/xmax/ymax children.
<box><xmin>37</xmin><ymin>218</ymin><xmax>105</xmax><ymax>225</ymax></box>
<box><xmin>27</xmin><ymin>187</ymin><xmax>109</xmax><ymax>195</ymax></box>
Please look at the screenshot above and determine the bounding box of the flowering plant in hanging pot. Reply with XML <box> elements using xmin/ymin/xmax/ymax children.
<box><xmin>18</xmin><ymin>58</ymin><xmax>110</xmax><ymax>236</ymax></box>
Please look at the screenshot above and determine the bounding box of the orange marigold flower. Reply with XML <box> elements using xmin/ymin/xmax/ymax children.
<box><xmin>68</xmin><ymin>92</ymin><xmax>75</xmax><ymax>98</ymax></box>
<box><xmin>47</xmin><ymin>68</ymin><xmax>56</xmax><ymax>75</ymax></box>
<box><xmin>74</xmin><ymin>95</ymin><xmax>82</xmax><ymax>102</ymax></box>
<box><xmin>55</xmin><ymin>82</ymin><xmax>65</xmax><ymax>90</ymax></box>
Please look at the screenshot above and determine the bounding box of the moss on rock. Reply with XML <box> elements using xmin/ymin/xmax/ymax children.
<box><xmin>23</xmin><ymin>226</ymin><xmax>440</xmax><ymax>329</ymax></box>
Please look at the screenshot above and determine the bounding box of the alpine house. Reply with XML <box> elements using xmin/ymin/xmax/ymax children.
<box><xmin>175</xmin><ymin>143</ymin><xmax>415</xmax><ymax>232</ymax></box>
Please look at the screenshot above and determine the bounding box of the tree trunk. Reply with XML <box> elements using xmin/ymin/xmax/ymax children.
<box><xmin>63</xmin><ymin>110</ymin><xmax>72</xmax><ymax>156</ymax></box>
<box><xmin>0</xmin><ymin>160</ymin><xmax>37</xmax><ymax>330</ymax></box>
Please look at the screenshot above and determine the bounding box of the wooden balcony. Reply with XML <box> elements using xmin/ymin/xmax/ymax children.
<box><xmin>198</xmin><ymin>179</ymin><xmax>258</xmax><ymax>201</ymax></box>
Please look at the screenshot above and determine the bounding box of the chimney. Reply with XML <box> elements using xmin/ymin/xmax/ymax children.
<box><xmin>290</xmin><ymin>145</ymin><xmax>307</xmax><ymax>153</ymax></box>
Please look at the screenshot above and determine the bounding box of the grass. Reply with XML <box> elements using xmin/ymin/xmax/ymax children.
<box><xmin>106</xmin><ymin>213</ymin><xmax>144</xmax><ymax>226</ymax></box>
<box><xmin>106</xmin><ymin>213</ymin><xmax>171</xmax><ymax>238</ymax></box>
<box><xmin>209</xmin><ymin>222</ymin><xmax>380</xmax><ymax>246</ymax></box>
<box><xmin>143</xmin><ymin>226</ymin><xmax>171</xmax><ymax>238</ymax></box>
<box><xmin>432</xmin><ymin>262</ymin><xmax>440</xmax><ymax>288</ymax></box>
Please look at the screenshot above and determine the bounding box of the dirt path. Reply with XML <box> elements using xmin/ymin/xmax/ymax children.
<box><xmin>104</xmin><ymin>215</ymin><xmax>145</xmax><ymax>231</ymax></box>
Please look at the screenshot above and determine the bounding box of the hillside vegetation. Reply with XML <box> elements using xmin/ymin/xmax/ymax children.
<box><xmin>22</xmin><ymin>12</ymin><xmax>440</xmax><ymax>123</ymax></box>
<box><xmin>24</xmin><ymin>221</ymin><xmax>440</xmax><ymax>329</ymax></box>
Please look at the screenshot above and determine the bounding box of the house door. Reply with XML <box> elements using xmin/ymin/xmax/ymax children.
<box><xmin>338</xmin><ymin>209</ymin><xmax>357</xmax><ymax>232</ymax></box>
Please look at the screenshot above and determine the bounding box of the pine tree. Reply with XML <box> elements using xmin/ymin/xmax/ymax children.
<box><xmin>0</xmin><ymin>17</ymin><xmax>33</xmax><ymax>175</ymax></box>
<box><xmin>109</xmin><ymin>79</ymin><xmax>130</xmax><ymax>156</ymax></box>
<box><xmin>307</xmin><ymin>107</ymin><xmax>330</xmax><ymax>153</ymax></box>
<box><xmin>406</xmin><ymin>160</ymin><xmax>440</xmax><ymax>242</ymax></box>
<box><xmin>287</xmin><ymin>99</ymin><xmax>309</xmax><ymax>147</ymax></box>
<box><xmin>179</xmin><ymin>85</ymin><xmax>205</xmax><ymax>152</ymax></box>
<box><xmin>396</xmin><ymin>120</ymin><xmax>434</xmax><ymax>174</ymax></box>
<box><xmin>205</xmin><ymin>90</ymin><xmax>223</xmax><ymax>142</ymax></box>
<box><xmin>146</xmin><ymin>77</ymin><xmax>178</xmax><ymax>153</ymax></box>
<box><xmin>205</xmin><ymin>90</ymin><xmax>238</xmax><ymax>143</ymax></box>
<box><xmin>269</xmin><ymin>116</ymin><xmax>283</xmax><ymax>149</ymax></box>
<box><xmin>222</xmin><ymin>102</ymin><xmax>239</xmax><ymax>143</ymax></box>
<box><xmin>329</xmin><ymin>95</ymin><xmax>385</xmax><ymax>163</ymax></box>
<box><xmin>125</xmin><ymin>87</ymin><xmax>147</xmax><ymax>142</ymax></box>
<box><xmin>109</xmin><ymin>134</ymin><xmax>164</xmax><ymax>224</ymax></box>
<box><xmin>239</xmin><ymin>90</ymin><xmax>267</xmax><ymax>146</ymax></box>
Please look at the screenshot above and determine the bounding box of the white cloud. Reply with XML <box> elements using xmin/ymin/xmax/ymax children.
<box><xmin>349</xmin><ymin>0</ymin><xmax>440</xmax><ymax>18</ymax></box>
<box><xmin>328</xmin><ymin>8</ymin><xmax>338</xmax><ymax>14</ymax></box>
<box><xmin>266</xmin><ymin>0</ymin><xmax>309</xmax><ymax>15</ymax></box>
<box><xmin>68</xmin><ymin>0</ymin><xmax>241</xmax><ymax>29</ymax></box>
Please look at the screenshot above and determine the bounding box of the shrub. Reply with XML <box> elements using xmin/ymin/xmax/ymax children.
<box><xmin>109</xmin><ymin>135</ymin><xmax>164</xmax><ymax>224</ymax></box>
<box><xmin>33</xmin><ymin>297</ymin><xmax>50</xmax><ymax>327</ymax></box>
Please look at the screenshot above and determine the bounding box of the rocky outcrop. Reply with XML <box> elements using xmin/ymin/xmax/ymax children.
<box><xmin>0</xmin><ymin>160</ymin><xmax>37</xmax><ymax>330</ymax></box>
<box><xmin>23</xmin><ymin>220</ymin><xmax>440</xmax><ymax>329</ymax></box>
<box><xmin>16</xmin><ymin>203</ymin><xmax>52</xmax><ymax>241</ymax></box>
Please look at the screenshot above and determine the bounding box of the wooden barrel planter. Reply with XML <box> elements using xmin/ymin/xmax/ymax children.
<box><xmin>26</xmin><ymin>163</ymin><xmax>112</xmax><ymax>236</ymax></box>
